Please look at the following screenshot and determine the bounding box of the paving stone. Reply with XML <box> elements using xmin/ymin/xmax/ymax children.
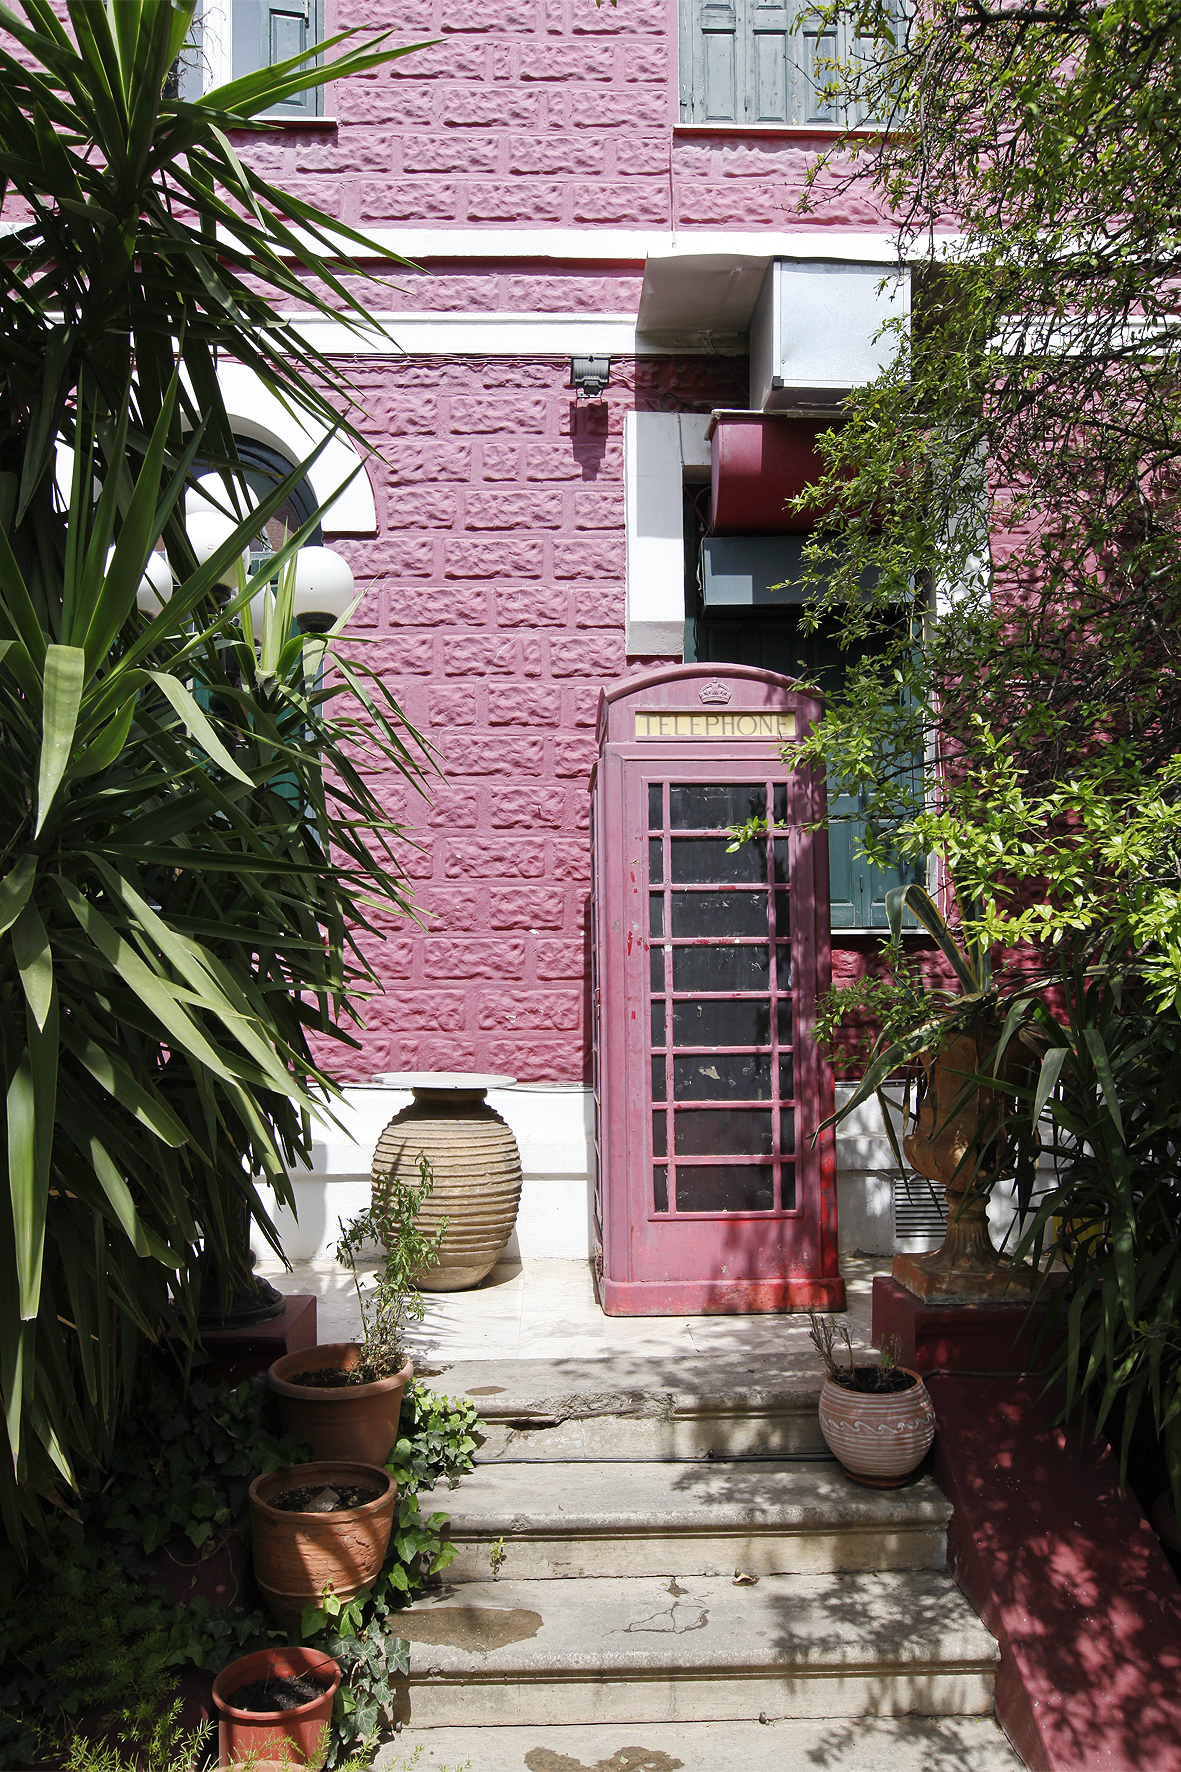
<box><xmin>389</xmin><ymin>1571</ymin><xmax>999</xmax><ymax>1727</ymax></box>
<box><xmin>377</xmin><ymin>1715</ymin><xmax>1028</xmax><ymax>1772</ymax></box>
<box><xmin>421</xmin><ymin>1459</ymin><xmax>951</xmax><ymax>1579</ymax></box>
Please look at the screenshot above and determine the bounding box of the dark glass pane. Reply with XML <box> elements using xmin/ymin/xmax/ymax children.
<box><xmin>652</xmin><ymin>1111</ymin><xmax>668</xmax><ymax>1157</ymax></box>
<box><xmin>671</xmin><ymin>891</ymin><xmax>768</xmax><ymax>939</ymax></box>
<box><xmin>650</xmin><ymin>894</ymin><xmax>664</xmax><ymax>937</ymax></box>
<box><xmin>670</xmin><ymin>783</ymin><xmax>766</xmax><ymax>830</ymax></box>
<box><xmin>649</xmin><ymin>838</ymin><xmax>663</xmax><ymax>884</ymax></box>
<box><xmin>651</xmin><ymin>1000</ymin><xmax>666</xmax><ymax>1048</ymax></box>
<box><xmin>774</xmin><ymin>890</ymin><xmax>791</xmax><ymax>937</ymax></box>
<box><xmin>780</xmin><ymin>1161</ymin><xmax>797</xmax><ymax>1210</ymax></box>
<box><xmin>673</xmin><ymin>944</ymin><xmax>769</xmax><ymax>992</ymax></box>
<box><xmin>676</xmin><ymin>1164</ymin><xmax>775</xmax><ymax>1213</ymax></box>
<box><xmin>779</xmin><ymin>1056</ymin><xmax>794</xmax><ymax>1100</ymax></box>
<box><xmin>652</xmin><ymin>1057</ymin><xmax>667</xmax><ymax>1102</ymax></box>
<box><xmin>648</xmin><ymin>782</ymin><xmax>663</xmax><ymax>831</ymax></box>
<box><xmin>777</xmin><ymin>999</ymin><xmax>793</xmax><ymax>1044</ymax></box>
<box><xmin>650</xmin><ymin>947</ymin><xmax>663</xmax><ymax>994</ymax></box>
<box><xmin>773</xmin><ymin>838</ymin><xmax>790</xmax><ymax>882</ymax></box>
<box><xmin>773</xmin><ymin>782</ymin><xmax>788</xmax><ymax>824</ymax></box>
<box><xmin>780</xmin><ymin>1108</ymin><xmax>796</xmax><ymax>1153</ymax></box>
<box><xmin>674</xmin><ymin>1109</ymin><xmax>774</xmax><ymax>1156</ymax></box>
<box><xmin>653</xmin><ymin>1166</ymin><xmax>669</xmax><ymax>1212</ymax></box>
<box><xmin>674</xmin><ymin>1051</ymin><xmax>773</xmax><ymax>1100</ymax></box>
<box><xmin>775</xmin><ymin>948</ymin><xmax>792</xmax><ymax>990</ymax></box>
<box><xmin>672</xmin><ymin>997</ymin><xmax>771</xmax><ymax>1047</ymax></box>
<box><xmin>671</xmin><ymin>837</ymin><xmax>766</xmax><ymax>886</ymax></box>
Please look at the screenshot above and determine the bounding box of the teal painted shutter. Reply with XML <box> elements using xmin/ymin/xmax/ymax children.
<box><xmin>233</xmin><ymin>0</ymin><xmax>323</xmax><ymax>116</ymax></box>
<box><xmin>749</xmin><ymin>1</ymin><xmax>791</xmax><ymax>123</ymax></box>
<box><xmin>692</xmin><ymin>0</ymin><xmax>742</xmax><ymax>123</ymax></box>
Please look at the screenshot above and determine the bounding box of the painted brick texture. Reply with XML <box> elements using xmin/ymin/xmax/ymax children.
<box><xmin>313</xmin><ymin>355</ymin><xmax>741</xmax><ymax>1086</ymax></box>
<box><xmin>220</xmin><ymin>0</ymin><xmax>881</xmax><ymax>235</ymax></box>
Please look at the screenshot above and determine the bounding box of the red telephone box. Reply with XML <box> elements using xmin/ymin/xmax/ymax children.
<box><xmin>590</xmin><ymin>664</ymin><xmax>846</xmax><ymax>1315</ymax></box>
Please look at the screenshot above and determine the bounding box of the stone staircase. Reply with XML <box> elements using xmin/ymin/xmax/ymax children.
<box><xmin>378</xmin><ymin>1354</ymin><xmax>1025</xmax><ymax>1771</ymax></box>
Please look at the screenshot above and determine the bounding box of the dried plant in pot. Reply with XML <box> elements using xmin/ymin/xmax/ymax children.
<box><xmin>248</xmin><ymin>1461</ymin><xmax>397</xmax><ymax>1629</ymax></box>
<box><xmin>268</xmin><ymin>1156</ymin><xmax>445</xmax><ymax>1465</ymax></box>
<box><xmin>809</xmin><ymin>1312</ymin><xmax>936</xmax><ymax>1488</ymax></box>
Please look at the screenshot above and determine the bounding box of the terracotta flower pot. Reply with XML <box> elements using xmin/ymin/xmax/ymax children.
<box><xmin>818</xmin><ymin>1368</ymin><xmax>936</xmax><ymax>1488</ymax></box>
<box><xmin>268</xmin><ymin>1342</ymin><xmax>412</xmax><ymax>1466</ymax></box>
<box><xmin>249</xmin><ymin>1461</ymin><xmax>396</xmax><ymax>1628</ymax></box>
<box><xmin>212</xmin><ymin>1645</ymin><xmax>341</xmax><ymax>1771</ymax></box>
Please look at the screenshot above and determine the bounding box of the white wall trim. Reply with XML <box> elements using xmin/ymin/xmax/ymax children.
<box><xmin>290</xmin><ymin>311</ymin><xmax>652</xmax><ymax>359</ymax></box>
<box><xmin>271</xmin><ymin>226</ymin><xmax>923</xmax><ymax>267</ymax></box>
<box><xmin>208</xmin><ymin>364</ymin><xmax>377</xmax><ymax>534</ymax></box>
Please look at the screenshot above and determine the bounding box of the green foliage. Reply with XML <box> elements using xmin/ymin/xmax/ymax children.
<box><xmin>0</xmin><ymin>2</ymin><xmax>436</xmax><ymax>1542</ymax></box>
<box><xmin>783</xmin><ymin>0</ymin><xmax>1181</xmax><ymax>995</ymax></box>
<box><xmin>0</xmin><ymin>1369</ymin><xmax>481</xmax><ymax>1770</ymax></box>
<box><xmin>386</xmin><ymin>1383</ymin><xmax>482</xmax><ymax>1496</ymax></box>
<box><xmin>337</xmin><ymin>1154</ymin><xmax>448</xmax><ymax>1385</ymax></box>
<box><xmin>999</xmin><ymin>977</ymin><xmax>1181</xmax><ymax>1507</ymax></box>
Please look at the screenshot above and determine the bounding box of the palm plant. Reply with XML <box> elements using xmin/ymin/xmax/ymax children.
<box><xmin>0</xmin><ymin>1</ymin><xmax>433</xmax><ymax>1542</ymax></box>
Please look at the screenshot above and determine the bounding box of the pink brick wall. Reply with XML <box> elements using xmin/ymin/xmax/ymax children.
<box><xmin>312</xmin><ymin>354</ymin><xmax>742</xmax><ymax>1086</ymax></box>
<box><xmin>231</xmin><ymin>0</ymin><xmax>884</xmax><ymax>232</ymax></box>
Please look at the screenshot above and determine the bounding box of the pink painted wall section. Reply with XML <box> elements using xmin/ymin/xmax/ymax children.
<box><xmin>310</xmin><ymin>354</ymin><xmax>743</xmax><ymax>1087</ymax></box>
<box><xmin>230</xmin><ymin>0</ymin><xmax>890</xmax><ymax>233</ymax></box>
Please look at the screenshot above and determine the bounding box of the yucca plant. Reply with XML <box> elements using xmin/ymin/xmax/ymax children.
<box><xmin>0</xmin><ymin>1</ymin><xmax>434</xmax><ymax>1543</ymax></box>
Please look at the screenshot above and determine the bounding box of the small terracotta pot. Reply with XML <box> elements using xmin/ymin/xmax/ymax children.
<box><xmin>213</xmin><ymin>1645</ymin><xmax>340</xmax><ymax>1771</ymax></box>
<box><xmin>268</xmin><ymin>1342</ymin><xmax>413</xmax><ymax>1466</ymax></box>
<box><xmin>249</xmin><ymin>1461</ymin><xmax>396</xmax><ymax>1628</ymax></box>
<box><xmin>818</xmin><ymin>1368</ymin><xmax>936</xmax><ymax>1488</ymax></box>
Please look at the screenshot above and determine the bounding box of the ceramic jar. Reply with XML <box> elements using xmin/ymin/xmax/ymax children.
<box><xmin>818</xmin><ymin>1368</ymin><xmax>936</xmax><ymax>1487</ymax></box>
<box><xmin>249</xmin><ymin>1461</ymin><xmax>396</xmax><ymax>1628</ymax></box>
<box><xmin>371</xmin><ymin>1073</ymin><xmax>522</xmax><ymax>1291</ymax></box>
<box><xmin>267</xmin><ymin>1342</ymin><xmax>413</xmax><ymax>1466</ymax></box>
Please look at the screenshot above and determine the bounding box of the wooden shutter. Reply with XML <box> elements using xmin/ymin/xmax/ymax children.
<box><xmin>748</xmin><ymin>0</ymin><xmax>791</xmax><ymax>123</ymax></box>
<box><xmin>685</xmin><ymin>0</ymin><xmax>743</xmax><ymax>124</ymax></box>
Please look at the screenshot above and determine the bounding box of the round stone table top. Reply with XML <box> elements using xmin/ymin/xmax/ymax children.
<box><xmin>371</xmin><ymin>1071</ymin><xmax>517</xmax><ymax>1094</ymax></box>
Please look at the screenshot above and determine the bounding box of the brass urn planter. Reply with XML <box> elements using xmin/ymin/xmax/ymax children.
<box><xmin>893</xmin><ymin>1022</ymin><xmax>1035</xmax><ymax>1303</ymax></box>
<box><xmin>371</xmin><ymin>1073</ymin><xmax>523</xmax><ymax>1291</ymax></box>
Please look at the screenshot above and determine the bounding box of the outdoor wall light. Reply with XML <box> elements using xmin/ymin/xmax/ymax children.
<box><xmin>135</xmin><ymin>548</ymin><xmax>174</xmax><ymax>614</ymax></box>
<box><xmin>571</xmin><ymin>356</ymin><xmax>611</xmax><ymax>400</ymax></box>
<box><xmin>291</xmin><ymin>544</ymin><xmax>355</xmax><ymax>629</ymax></box>
<box><xmin>184</xmin><ymin>505</ymin><xmax>252</xmax><ymax>589</ymax></box>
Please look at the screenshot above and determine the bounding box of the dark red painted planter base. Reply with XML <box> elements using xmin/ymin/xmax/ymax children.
<box><xmin>199</xmin><ymin>1293</ymin><xmax>317</xmax><ymax>1386</ymax></box>
<box><xmin>601</xmin><ymin>1274</ymin><xmax>846</xmax><ymax>1315</ymax></box>
<box><xmin>872</xmin><ymin>1282</ymin><xmax>1181</xmax><ymax>1772</ymax></box>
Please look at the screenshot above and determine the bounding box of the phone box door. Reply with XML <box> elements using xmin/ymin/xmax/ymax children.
<box><xmin>591</xmin><ymin>664</ymin><xmax>846</xmax><ymax>1315</ymax></box>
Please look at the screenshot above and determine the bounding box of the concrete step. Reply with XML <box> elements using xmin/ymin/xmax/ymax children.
<box><xmin>422</xmin><ymin>1459</ymin><xmax>951</xmax><ymax>1581</ymax></box>
<box><xmin>423</xmin><ymin>1355</ymin><xmax>828</xmax><ymax>1461</ymax></box>
<box><xmin>378</xmin><ymin>1715</ymin><xmax>1027</xmax><ymax>1772</ymax></box>
<box><xmin>389</xmin><ymin>1570</ymin><xmax>999</xmax><ymax>1727</ymax></box>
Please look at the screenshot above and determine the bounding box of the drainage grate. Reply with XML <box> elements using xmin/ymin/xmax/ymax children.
<box><xmin>894</xmin><ymin>1177</ymin><xmax>946</xmax><ymax>1253</ymax></box>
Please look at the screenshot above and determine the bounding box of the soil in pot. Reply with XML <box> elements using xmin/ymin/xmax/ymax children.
<box><xmin>270</xmin><ymin>1481</ymin><xmax>382</xmax><ymax>1512</ymax></box>
<box><xmin>227</xmin><ymin>1671</ymin><xmax>334</xmax><ymax>1712</ymax></box>
<box><xmin>268</xmin><ymin>1342</ymin><xmax>412</xmax><ymax>1465</ymax></box>
<box><xmin>827</xmin><ymin>1367</ymin><xmax>917</xmax><ymax>1396</ymax></box>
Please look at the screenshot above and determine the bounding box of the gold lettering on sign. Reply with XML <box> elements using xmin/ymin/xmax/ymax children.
<box><xmin>633</xmin><ymin>709</ymin><xmax>797</xmax><ymax>741</ymax></box>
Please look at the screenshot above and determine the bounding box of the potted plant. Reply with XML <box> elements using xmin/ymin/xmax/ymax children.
<box><xmin>821</xmin><ymin>881</ymin><xmax>1038</xmax><ymax>1301</ymax></box>
<box><xmin>212</xmin><ymin>1644</ymin><xmax>341</xmax><ymax>1770</ymax></box>
<box><xmin>248</xmin><ymin>1461</ymin><xmax>397</xmax><ymax>1628</ymax></box>
<box><xmin>809</xmin><ymin>1312</ymin><xmax>936</xmax><ymax>1487</ymax></box>
<box><xmin>268</xmin><ymin>1158</ymin><xmax>445</xmax><ymax>1465</ymax></box>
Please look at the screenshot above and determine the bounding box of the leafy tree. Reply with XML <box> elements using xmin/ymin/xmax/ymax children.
<box><xmin>800</xmin><ymin>0</ymin><xmax>1181</xmax><ymax>1501</ymax></box>
<box><xmin>794</xmin><ymin>0</ymin><xmax>1181</xmax><ymax>1002</ymax></box>
<box><xmin>0</xmin><ymin>2</ymin><xmax>432</xmax><ymax>1542</ymax></box>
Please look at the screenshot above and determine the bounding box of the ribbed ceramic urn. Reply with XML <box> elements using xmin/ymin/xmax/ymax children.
<box><xmin>371</xmin><ymin>1073</ymin><xmax>522</xmax><ymax>1291</ymax></box>
<box><xmin>818</xmin><ymin>1369</ymin><xmax>936</xmax><ymax>1488</ymax></box>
